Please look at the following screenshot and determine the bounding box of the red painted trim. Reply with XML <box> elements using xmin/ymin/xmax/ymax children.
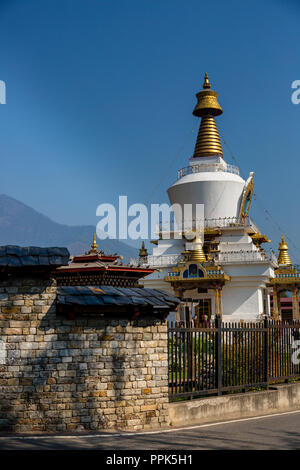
<box><xmin>58</xmin><ymin>266</ymin><xmax>106</xmax><ymax>273</ymax></box>
<box><xmin>72</xmin><ymin>255</ymin><xmax>118</xmax><ymax>263</ymax></box>
<box><xmin>106</xmin><ymin>266</ymin><xmax>154</xmax><ymax>273</ymax></box>
<box><xmin>57</xmin><ymin>266</ymin><xmax>153</xmax><ymax>274</ymax></box>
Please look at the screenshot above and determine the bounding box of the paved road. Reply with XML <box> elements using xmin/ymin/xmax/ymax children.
<box><xmin>0</xmin><ymin>411</ymin><xmax>299</xmax><ymax>450</ymax></box>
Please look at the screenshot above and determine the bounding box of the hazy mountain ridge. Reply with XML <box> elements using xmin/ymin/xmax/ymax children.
<box><xmin>0</xmin><ymin>194</ymin><xmax>138</xmax><ymax>260</ymax></box>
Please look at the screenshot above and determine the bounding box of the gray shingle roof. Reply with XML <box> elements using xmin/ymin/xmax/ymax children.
<box><xmin>57</xmin><ymin>285</ymin><xmax>179</xmax><ymax>309</ymax></box>
<box><xmin>0</xmin><ymin>246</ymin><xmax>70</xmax><ymax>268</ymax></box>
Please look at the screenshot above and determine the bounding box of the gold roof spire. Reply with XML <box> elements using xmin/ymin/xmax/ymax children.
<box><xmin>139</xmin><ymin>241</ymin><xmax>148</xmax><ymax>257</ymax></box>
<box><xmin>89</xmin><ymin>233</ymin><xmax>98</xmax><ymax>253</ymax></box>
<box><xmin>192</xmin><ymin>73</ymin><xmax>223</xmax><ymax>158</ymax></box>
<box><xmin>278</xmin><ymin>234</ymin><xmax>292</xmax><ymax>266</ymax></box>
<box><xmin>184</xmin><ymin>230</ymin><xmax>206</xmax><ymax>263</ymax></box>
<box><xmin>203</xmin><ymin>72</ymin><xmax>211</xmax><ymax>89</ymax></box>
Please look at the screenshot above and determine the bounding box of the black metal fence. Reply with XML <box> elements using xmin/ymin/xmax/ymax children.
<box><xmin>168</xmin><ymin>318</ymin><xmax>300</xmax><ymax>400</ymax></box>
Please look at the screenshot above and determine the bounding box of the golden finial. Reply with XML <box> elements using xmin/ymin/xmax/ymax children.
<box><xmin>278</xmin><ymin>234</ymin><xmax>292</xmax><ymax>266</ymax></box>
<box><xmin>203</xmin><ymin>72</ymin><xmax>211</xmax><ymax>89</ymax></box>
<box><xmin>192</xmin><ymin>73</ymin><xmax>223</xmax><ymax>158</ymax></box>
<box><xmin>183</xmin><ymin>245</ymin><xmax>206</xmax><ymax>262</ymax></box>
<box><xmin>139</xmin><ymin>241</ymin><xmax>148</xmax><ymax>260</ymax></box>
<box><xmin>193</xmin><ymin>73</ymin><xmax>223</xmax><ymax>117</ymax></box>
<box><xmin>90</xmin><ymin>233</ymin><xmax>98</xmax><ymax>253</ymax></box>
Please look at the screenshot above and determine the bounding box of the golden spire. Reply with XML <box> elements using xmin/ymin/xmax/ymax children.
<box><xmin>192</xmin><ymin>73</ymin><xmax>223</xmax><ymax>158</ymax></box>
<box><xmin>203</xmin><ymin>72</ymin><xmax>211</xmax><ymax>89</ymax></box>
<box><xmin>278</xmin><ymin>234</ymin><xmax>292</xmax><ymax>266</ymax></box>
<box><xmin>90</xmin><ymin>233</ymin><xmax>98</xmax><ymax>253</ymax></box>
<box><xmin>183</xmin><ymin>246</ymin><xmax>206</xmax><ymax>263</ymax></box>
<box><xmin>139</xmin><ymin>241</ymin><xmax>148</xmax><ymax>258</ymax></box>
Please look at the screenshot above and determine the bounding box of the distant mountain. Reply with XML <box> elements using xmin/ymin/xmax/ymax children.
<box><xmin>0</xmin><ymin>194</ymin><xmax>138</xmax><ymax>261</ymax></box>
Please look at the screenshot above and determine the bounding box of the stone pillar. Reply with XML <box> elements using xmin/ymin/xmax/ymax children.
<box><xmin>292</xmin><ymin>287</ymin><xmax>299</xmax><ymax>320</ymax></box>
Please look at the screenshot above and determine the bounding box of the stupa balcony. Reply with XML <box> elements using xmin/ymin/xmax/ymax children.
<box><xmin>137</xmin><ymin>254</ymin><xmax>182</xmax><ymax>268</ymax></box>
<box><xmin>131</xmin><ymin>249</ymin><xmax>277</xmax><ymax>269</ymax></box>
<box><xmin>217</xmin><ymin>249</ymin><xmax>278</xmax><ymax>265</ymax></box>
<box><xmin>177</xmin><ymin>162</ymin><xmax>240</xmax><ymax>180</ymax></box>
<box><xmin>130</xmin><ymin>254</ymin><xmax>181</xmax><ymax>268</ymax></box>
<box><xmin>156</xmin><ymin>216</ymin><xmax>260</xmax><ymax>234</ymax></box>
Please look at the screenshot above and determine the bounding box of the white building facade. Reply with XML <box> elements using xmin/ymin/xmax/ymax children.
<box><xmin>138</xmin><ymin>74</ymin><xmax>276</xmax><ymax>322</ymax></box>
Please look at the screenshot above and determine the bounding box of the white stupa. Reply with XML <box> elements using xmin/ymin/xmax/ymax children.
<box><xmin>139</xmin><ymin>74</ymin><xmax>276</xmax><ymax>322</ymax></box>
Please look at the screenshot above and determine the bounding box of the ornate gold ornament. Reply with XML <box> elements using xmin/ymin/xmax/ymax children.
<box><xmin>239</xmin><ymin>173</ymin><xmax>254</xmax><ymax>219</ymax></box>
<box><xmin>192</xmin><ymin>73</ymin><xmax>224</xmax><ymax>158</ymax></box>
<box><xmin>251</xmin><ymin>232</ymin><xmax>270</xmax><ymax>245</ymax></box>
<box><xmin>165</xmin><ymin>260</ymin><xmax>229</xmax><ymax>283</ymax></box>
<box><xmin>139</xmin><ymin>241</ymin><xmax>148</xmax><ymax>258</ymax></box>
<box><xmin>89</xmin><ymin>233</ymin><xmax>98</xmax><ymax>253</ymax></box>
<box><xmin>277</xmin><ymin>234</ymin><xmax>292</xmax><ymax>266</ymax></box>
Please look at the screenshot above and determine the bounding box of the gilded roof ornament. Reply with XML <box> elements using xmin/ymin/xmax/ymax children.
<box><xmin>139</xmin><ymin>241</ymin><xmax>148</xmax><ymax>258</ymax></box>
<box><xmin>192</xmin><ymin>73</ymin><xmax>224</xmax><ymax>158</ymax></box>
<box><xmin>278</xmin><ymin>234</ymin><xmax>292</xmax><ymax>266</ymax></box>
<box><xmin>89</xmin><ymin>233</ymin><xmax>98</xmax><ymax>253</ymax></box>
<box><xmin>192</xmin><ymin>73</ymin><xmax>223</xmax><ymax>118</ymax></box>
<box><xmin>189</xmin><ymin>247</ymin><xmax>206</xmax><ymax>263</ymax></box>
<box><xmin>203</xmin><ymin>72</ymin><xmax>211</xmax><ymax>89</ymax></box>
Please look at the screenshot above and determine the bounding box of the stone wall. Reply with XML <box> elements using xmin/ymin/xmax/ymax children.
<box><xmin>0</xmin><ymin>277</ymin><xmax>169</xmax><ymax>432</ymax></box>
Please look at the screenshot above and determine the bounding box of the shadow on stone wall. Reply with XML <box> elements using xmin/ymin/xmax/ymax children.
<box><xmin>0</xmin><ymin>284</ymin><xmax>163</xmax><ymax>433</ymax></box>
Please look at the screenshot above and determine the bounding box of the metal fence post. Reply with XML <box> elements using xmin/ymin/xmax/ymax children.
<box><xmin>187</xmin><ymin>322</ymin><xmax>193</xmax><ymax>394</ymax></box>
<box><xmin>264</xmin><ymin>318</ymin><xmax>269</xmax><ymax>388</ymax></box>
<box><xmin>215</xmin><ymin>315</ymin><xmax>222</xmax><ymax>395</ymax></box>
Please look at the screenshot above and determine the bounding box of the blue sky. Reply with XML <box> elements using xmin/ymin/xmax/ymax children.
<box><xmin>0</xmin><ymin>0</ymin><xmax>299</xmax><ymax>258</ymax></box>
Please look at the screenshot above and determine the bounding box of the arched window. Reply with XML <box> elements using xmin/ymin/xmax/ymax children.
<box><xmin>189</xmin><ymin>264</ymin><xmax>198</xmax><ymax>277</ymax></box>
<box><xmin>182</xmin><ymin>264</ymin><xmax>206</xmax><ymax>279</ymax></box>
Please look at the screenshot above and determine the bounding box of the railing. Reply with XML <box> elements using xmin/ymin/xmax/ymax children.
<box><xmin>131</xmin><ymin>248</ymin><xmax>276</xmax><ymax>268</ymax></box>
<box><xmin>168</xmin><ymin>319</ymin><xmax>300</xmax><ymax>400</ymax></box>
<box><xmin>146</xmin><ymin>254</ymin><xmax>181</xmax><ymax>267</ymax></box>
<box><xmin>178</xmin><ymin>162</ymin><xmax>240</xmax><ymax>179</ymax></box>
<box><xmin>158</xmin><ymin>216</ymin><xmax>258</xmax><ymax>233</ymax></box>
<box><xmin>275</xmin><ymin>272</ymin><xmax>300</xmax><ymax>279</ymax></box>
<box><xmin>268</xmin><ymin>249</ymin><xmax>279</xmax><ymax>266</ymax></box>
<box><xmin>218</xmin><ymin>250</ymin><xmax>270</xmax><ymax>263</ymax></box>
<box><xmin>248</xmin><ymin>217</ymin><xmax>260</xmax><ymax>234</ymax></box>
<box><xmin>129</xmin><ymin>254</ymin><xmax>181</xmax><ymax>267</ymax></box>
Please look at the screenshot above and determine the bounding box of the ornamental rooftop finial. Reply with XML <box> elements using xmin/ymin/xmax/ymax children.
<box><xmin>139</xmin><ymin>241</ymin><xmax>148</xmax><ymax>257</ymax></box>
<box><xmin>192</xmin><ymin>73</ymin><xmax>224</xmax><ymax>158</ymax></box>
<box><xmin>203</xmin><ymin>72</ymin><xmax>211</xmax><ymax>89</ymax></box>
<box><xmin>89</xmin><ymin>233</ymin><xmax>98</xmax><ymax>253</ymax></box>
<box><xmin>278</xmin><ymin>234</ymin><xmax>292</xmax><ymax>266</ymax></box>
<box><xmin>192</xmin><ymin>73</ymin><xmax>223</xmax><ymax>118</ymax></box>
